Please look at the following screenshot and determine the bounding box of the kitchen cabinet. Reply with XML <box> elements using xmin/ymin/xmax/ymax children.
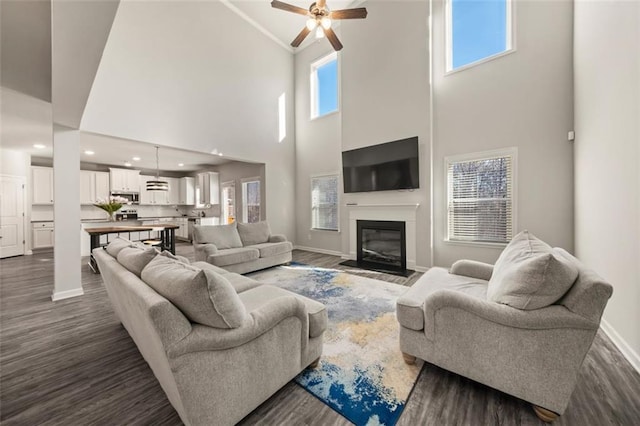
<box><xmin>32</xmin><ymin>166</ymin><xmax>54</xmax><ymax>205</ymax></box>
<box><xmin>80</xmin><ymin>171</ymin><xmax>110</xmax><ymax>204</ymax></box>
<box><xmin>196</xmin><ymin>172</ymin><xmax>219</xmax><ymax>207</ymax></box>
<box><xmin>110</xmin><ymin>168</ymin><xmax>140</xmax><ymax>192</ymax></box>
<box><xmin>176</xmin><ymin>217</ymin><xmax>189</xmax><ymax>239</ymax></box>
<box><xmin>179</xmin><ymin>177</ymin><xmax>195</xmax><ymax>205</ymax></box>
<box><xmin>32</xmin><ymin>222</ymin><xmax>54</xmax><ymax>248</ymax></box>
<box><xmin>167</xmin><ymin>177</ymin><xmax>180</xmax><ymax>205</ymax></box>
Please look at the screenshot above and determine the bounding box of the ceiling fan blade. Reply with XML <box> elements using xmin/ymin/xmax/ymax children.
<box><xmin>330</xmin><ymin>8</ymin><xmax>368</xmax><ymax>19</ymax></box>
<box><xmin>323</xmin><ymin>27</ymin><xmax>343</xmax><ymax>51</ymax></box>
<box><xmin>316</xmin><ymin>0</ymin><xmax>327</xmax><ymax>10</ymax></box>
<box><xmin>271</xmin><ymin>0</ymin><xmax>309</xmax><ymax>16</ymax></box>
<box><xmin>291</xmin><ymin>26</ymin><xmax>312</xmax><ymax>48</ymax></box>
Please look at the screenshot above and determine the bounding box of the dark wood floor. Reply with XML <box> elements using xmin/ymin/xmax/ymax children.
<box><xmin>1</xmin><ymin>244</ymin><xmax>639</xmax><ymax>425</ymax></box>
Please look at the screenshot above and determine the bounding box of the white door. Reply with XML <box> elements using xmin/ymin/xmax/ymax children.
<box><xmin>0</xmin><ymin>176</ymin><xmax>25</xmax><ymax>258</ymax></box>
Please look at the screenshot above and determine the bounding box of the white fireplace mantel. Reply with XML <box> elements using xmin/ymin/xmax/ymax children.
<box><xmin>346</xmin><ymin>203</ymin><xmax>419</xmax><ymax>270</ymax></box>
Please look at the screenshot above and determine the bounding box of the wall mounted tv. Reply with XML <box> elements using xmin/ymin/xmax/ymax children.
<box><xmin>342</xmin><ymin>136</ymin><xmax>419</xmax><ymax>193</ymax></box>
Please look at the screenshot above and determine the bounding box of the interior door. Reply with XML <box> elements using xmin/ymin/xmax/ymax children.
<box><xmin>0</xmin><ymin>176</ymin><xmax>25</xmax><ymax>258</ymax></box>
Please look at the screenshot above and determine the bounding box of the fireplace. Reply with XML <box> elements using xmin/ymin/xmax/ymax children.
<box><xmin>340</xmin><ymin>219</ymin><xmax>411</xmax><ymax>276</ymax></box>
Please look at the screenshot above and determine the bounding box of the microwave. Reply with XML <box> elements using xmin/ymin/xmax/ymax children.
<box><xmin>111</xmin><ymin>192</ymin><xmax>139</xmax><ymax>204</ymax></box>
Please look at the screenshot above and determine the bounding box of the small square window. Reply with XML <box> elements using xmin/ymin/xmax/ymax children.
<box><xmin>310</xmin><ymin>52</ymin><xmax>338</xmax><ymax>119</ymax></box>
<box><xmin>447</xmin><ymin>0</ymin><xmax>513</xmax><ymax>72</ymax></box>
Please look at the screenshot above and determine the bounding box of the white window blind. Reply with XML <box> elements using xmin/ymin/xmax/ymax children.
<box><xmin>311</xmin><ymin>175</ymin><xmax>339</xmax><ymax>231</ymax></box>
<box><xmin>447</xmin><ymin>151</ymin><xmax>515</xmax><ymax>243</ymax></box>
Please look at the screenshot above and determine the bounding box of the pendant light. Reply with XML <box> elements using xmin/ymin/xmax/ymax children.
<box><xmin>146</xmin><ymin>146</ymin><xmax>169</xmax><ymax>191</ymax></box>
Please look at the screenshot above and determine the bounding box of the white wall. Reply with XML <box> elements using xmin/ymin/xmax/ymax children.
<box><xmin>79</xmin><ymin>1</ymin><xmax>296</xmax><ymax>239</ymax></box>
<box><xmin>432</xmin><ymin>0</ymin><xmax>575</xmax><ymax>267</ymax></box>
<box><xmin>340</xmin><ymin>1</ymin><xmax>431</xmax><ymax>267</ymax></box>
<box><xmin>294</xmin><ymin>40</ymin><xmax>343</xmax><ymax>254</ymax></box>
<box><xmin>214</xmin><ymin>161</ymin><xmax>266</xmax><ymax>225</ymax></box>
<box><xmin>574</xmin><ymin>0</ymin><xmax>640</xmax><ymax>368</ymax></box>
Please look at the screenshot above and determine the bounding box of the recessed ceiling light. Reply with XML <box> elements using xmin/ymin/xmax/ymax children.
<box><xmin>178</xmin><ymin>163</ymin><xmax>184</xmax><ymax>167</ymax></box>
<box><xmin>124</xmin><ymin>162</ymin><xmax>132</xmax><ymax>167</ymax></box>
<box><xmin>218</xmin><ymin>153</ymin><xmax>223</xmax><ymax>157</ymax></box>
<box><xmin>132</xmin><ymin>156</ymin><xmax>141</xmax><ymax>161</ymax></box>
<box><xmin>33</xmin><ymin>144</ymin><xmax>46</xmax><ymax>149</ymax></box>
<box><xmin>84</xmin><ymin>150</ymin><xmax>95</xmax><ymax>155</ymax></box>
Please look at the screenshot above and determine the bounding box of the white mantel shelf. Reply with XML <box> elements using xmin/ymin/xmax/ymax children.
<box><xmin>345</xmin><ymin>203</ymin><xmax>420</xmax><ymax>209</ymax></box>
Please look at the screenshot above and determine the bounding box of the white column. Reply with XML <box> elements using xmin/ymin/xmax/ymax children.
<box><xmin>52</xmin><ymin>126</ymin><xmax>83</xmax><ymax>301</ymax></box>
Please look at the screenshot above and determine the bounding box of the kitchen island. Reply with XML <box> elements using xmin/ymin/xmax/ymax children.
<box><xmin>84</xmin><ymin>224</ymin><xmax>179</xmax><ymax>273</ymax></box>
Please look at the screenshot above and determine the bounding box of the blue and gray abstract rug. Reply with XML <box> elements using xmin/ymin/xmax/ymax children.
<box><xmin>249</xmin><ymin>263</ymin><xmax>423</xmax><ymax>426</ymax></box>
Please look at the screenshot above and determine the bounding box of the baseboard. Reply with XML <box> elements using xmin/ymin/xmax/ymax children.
<box><xmin>51</xmin><ymin>288</ymin><xmax>84</xmax><ymax>301</ymax></box>
<box><xmin>25</xmin><ymin>250</ymin><xmax>33</xmax><ymax>255</ymax></box>
<box><xmin>600</xmin><ymin>319</ymin><xmax>640</xmax><ymax>374</ymax></box>
<box><xmin>413</xmin><ymin>265</ymin><xmax>430</xmax><ymax>273</ymax></box>
<box><xmin>294</xmin><ymin>245</ymin><xmax>345</xmax><ymax>257</ymax></box>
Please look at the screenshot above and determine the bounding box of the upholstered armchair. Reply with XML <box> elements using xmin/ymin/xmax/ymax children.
<box><xmin>396</xmin><ymin>231</ymin><xmax>613</xmax><ymax>422</ymax></box>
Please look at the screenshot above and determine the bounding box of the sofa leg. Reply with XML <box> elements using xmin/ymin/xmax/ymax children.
<box><xmin>308</xmin><ymin>357</ymin><xmax>321</xmax><ymax>369</ymax></box>
<box><xmin>533</xmin><ymin>405</ymin><xmax>559</xmax><ymax>422</ymax></box>
<box><xmin>402</xmin><ymin>352</ymin><xmax>416</xmax><ymax>365</ymax></box>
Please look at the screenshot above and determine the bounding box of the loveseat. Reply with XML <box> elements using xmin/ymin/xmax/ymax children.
<box><xmin>396</xmin><ymin>231</ymin><xmax>612</xmax><ymax>422</ymax></box>
<box><xmin>193</xmin><ymin>221</ymin><xmax>292</xmax><ymax>274</ymax></box>
<box><xmin>94</xmin><ymin>237</ymin><xmax>326</xmax><ymax>426</ymax></box>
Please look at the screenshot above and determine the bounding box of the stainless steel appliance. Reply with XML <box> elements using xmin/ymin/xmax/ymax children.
<box><xmin>111</xmin><ymin>192</ymin><xmax>139</xmax><ymax>204</ymax></box>
<box><xmin>115</xmin><ymin>209</ymin><xmax>138</xmax><ymax>221</ymax></box>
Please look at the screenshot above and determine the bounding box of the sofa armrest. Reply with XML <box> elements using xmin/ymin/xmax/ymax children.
<box><xmin>423</xmin><ymin>289</ymin><xmax>598</xmax><ymax>341</ymax></box>
<box><xmin>450</xmin><ymin>259</ymin><xmax>494</xmax><ymax>281</ymax></box>
<box><xmin>193</xmin><ymin>242</ymin><xmax>217</xmax><ymax>262</ymax></box>
<box><xmin>167</xmin><ymin>295</ymin><xmax>308</xmax><ymax>358</ymax></box>
<box><xmin>268</xmin><ymin>234</ymin><xmax>287</xmax><ymax>243</ymax></box>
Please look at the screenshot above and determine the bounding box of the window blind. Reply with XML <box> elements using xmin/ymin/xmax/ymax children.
<box><xmin>447</xmin><ymin>154</ymin><xmax>513</xmax><ymax>243</ymax></box>
<box><xmin>311</xmin><ymin>175</ymin><xmax>339</xmax><ymax>231</ymax></box>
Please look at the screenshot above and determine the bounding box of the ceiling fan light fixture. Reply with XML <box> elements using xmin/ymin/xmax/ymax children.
<box><xmin>320</xmin><ymin>17</ymin><xmax>331</xmax><ymax>29</ymax></box>
<box><xmin>306</xmin><ymin>18</ymin><xmax>317</xmax><ymax>30</ymax></box>
<box><xmin>315</xmin><ymin>26</ymin><xmax>324</xmax><ymax>39</ymax></box>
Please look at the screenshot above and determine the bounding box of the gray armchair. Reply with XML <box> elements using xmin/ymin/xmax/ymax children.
<box><xmin>397</xmin><ymin>247</ymin><xmax>612</xmax><ymax>422</ymax></box>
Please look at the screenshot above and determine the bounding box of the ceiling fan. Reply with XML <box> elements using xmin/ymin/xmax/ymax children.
<box><xmin>271</xmin><ymin>0</ymin><xmax>368</xmax><ymax>51</ymax></box>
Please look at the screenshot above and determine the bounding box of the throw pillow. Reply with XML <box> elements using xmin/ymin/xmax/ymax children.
<box><xmin>194</xmin><ymin>223</ymin><xmax>243</xmax><ymax>249</ymax></box>
<box><xmin>237</xmin><ymin>221</ymin><xmax>271</xmax><ymax>246</ymax></box>
<box><xmin>141</xmin><ymin>255</ymin><xmax>247</xmax><ymax>328</ymax></box>
<box><xmin>487</xmin><ymin>230</ymin><xmax>579</xmax><ymax>310</ymax></box>
<box><xmin>105</xmin><ymin>236</ymin><xmax>134</xmax><ymax>258</ymax></box>
<box><xmin>116</xmin><ymin>246</ymin><xmax>159</xmax><ymax>277</ymax></box>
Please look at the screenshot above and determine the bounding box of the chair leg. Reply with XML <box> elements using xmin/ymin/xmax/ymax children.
<box><xmin>308</xmin><ymin>357</ymin><xmax>321</xmax><ymax>369</ymax></box>
<box><xmin>402</xmin><ymin>352</ymin><xmax>416</xmax><ymax>365</ymax></box>
<box><xmin>533</xmin><ymin>405</ymin><xmax>559</xmax><ymax>422</ymax></box>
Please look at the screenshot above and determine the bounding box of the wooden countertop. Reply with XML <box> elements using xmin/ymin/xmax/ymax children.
<box><xmin>83</xmin><ymin>224</ymin><xmax>179</xmax><ymax>235</ymax></box>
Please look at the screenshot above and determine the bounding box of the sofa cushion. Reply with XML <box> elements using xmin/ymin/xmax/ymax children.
<box><xmin>237</xmin><ymin>221</ymin><xmax>271</xmax><ymax>246</ymax></box>
<box><xmin>159</xmin><ymin>250</ymin><xmax>190</xmax><ymax>264</ymax></box>
<box><xmin>141</xmin><ymin>255</ymin><xmax>247</xmax><ymax>328</ymax></box>
<box><xmin>192</xmin><ymin>261</ymin><xmax>261</xmax><ymax>293</ymax></box>
<box><xmin>208</xmin><ymin>247</ymin><xmax>260</xmax><ymax>267</ymax></box>
<box><xmin>194</xmin><ymin>223</ymin><xmax>243</xmax><ymax>249</ymax></box>
<box><xmin>397</xmin><ymin>267</ymin><xmax>488</xmax><ymax>331</ymax></box>
<box><xmin>239</xmin><ymin>285</ymin><xmax>327</xmax><ymax>338</ymax></box>
<box><xmin>105</xmin><ymin>236</ymin><xmax>134</xmax><ymax>258</ymax></box>
<box><xmin>116</xmin><ymin>246</ymin><xmax>159</xmax><ymax>277</ymax></box>
<box><xmin>487</xmin><ymin>230</ymin><xmax>579</xmax><ymax>310</ymax></box>
<box><xmin>251</xmin><ymin>242</ymin><xmax>293</xmax><ymax>258</ymax></box>
<box><xmin>191</xmin><ymin>261</ymin><xmax>229</xmax><ymax>275</ymax></box>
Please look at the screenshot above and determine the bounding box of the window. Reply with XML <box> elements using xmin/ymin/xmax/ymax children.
<box><xmin>310</xmin><ymin>52</ymin><xmax>338</xmax><ymax>118</ymax></box>
<box><xmin>446</xmin><ymin>148</ymin><xmax>516</xmax><ymax>244</ymax></box>
<box><xmin>446</xmin><ymin>0</ymin><xmax>513</xmax><ymax>71</ymax></box>
<box><xmin>221</xmin><ymin>181</ymin><xmax>236</xmax><ymax>224</ymax></box>
<box><xmin>311</xmin><ymin>174</ymin><xmax>339</xmax><ymax>231</ymax></box>
<box><xmin>242</xmin><ymin>179</ymin><xmax>261</xmax><ymax>223</ymax></box>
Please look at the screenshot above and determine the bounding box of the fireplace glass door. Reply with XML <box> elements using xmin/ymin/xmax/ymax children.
<box><xmin>357</xmin><ymin>220</ymin><xmax>407</xmax><ymax>272</ymax></box>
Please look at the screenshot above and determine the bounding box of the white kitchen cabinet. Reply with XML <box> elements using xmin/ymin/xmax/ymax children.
<box><xmin>80</xmin><ymin>171</ymin><xmax>113</xmax><ymax>204</ymax></box>
<box><xmin>196</xmin><ymin>172</ymin><xmax>219</xmax><ymax>206</ymax></box>
<box><xmin>139</xmin><ymin>175</ymin><xmax>153</xmax><ymax>205</ymax></box>
<box><xmin>110</xmin><ymin>168</ymin><xmax>140</xmax><ymax>192</ymax></box>
<box><xmin>32</xmin><ymin>166</ymin><xmax>54</xmax><ymax>205</ymax></box>
<box><xmin>167</xmin><ymin>177</ymin><xmax>180</xmax><ymax>205</ymax></box>
<box><xmin>176</xmin><ymin>217</ymin><xmax>189</xmax><ymax>239</ymax></box>
<box><xmin>32</xmin><ymin>222</ymin><xmax>54</xmax><ymax>248</ymax></box>
<box><xmin>179</xmin><ymin>177</ymin><xmax>195</xmax><ymax>205</ymax></box>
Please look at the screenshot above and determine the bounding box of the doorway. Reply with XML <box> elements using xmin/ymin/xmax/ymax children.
<box><xmin>0</xmin><ymin>175</ymin><xmax>26</xmax><ymax>258</ymax></box>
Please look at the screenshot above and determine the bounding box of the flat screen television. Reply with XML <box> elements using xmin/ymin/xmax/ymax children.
<box><xmin>342</xmin><ymin>136</ymin><xmax>419</xmax><ymax>193</ymax></box>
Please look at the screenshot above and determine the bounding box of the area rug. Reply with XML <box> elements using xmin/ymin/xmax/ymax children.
<box><xmin>249</xmin><ymin>263</ymin><xmax>423</xmax><ymax>426</ymax></box>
